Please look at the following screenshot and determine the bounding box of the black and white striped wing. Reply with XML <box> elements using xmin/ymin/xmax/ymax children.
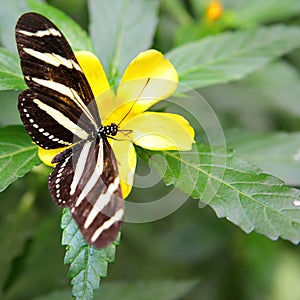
<box><xmin>48</xmin><ymin>138</ymin><xmax>124</xmax><ymax>248</ymax></box>
<box><xmin>15</xmin><ymin>12</ymin><xmax>101</xmax><ymax>149</ymax></box>
<box><xmin>16</xmin><ymin>12</ymin><xmax>124</xmax><ymax>248</ymax></box>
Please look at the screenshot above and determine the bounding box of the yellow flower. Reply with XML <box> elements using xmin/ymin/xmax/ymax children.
<box><xmin>38</xmin><ymin>50</ymin><xmax>195</xmax><ymax>198</ymax></box>
<box><xmin>205</xmin><ymin>0</ymin><xmax>223</xmax><ymax>21</ymax></box>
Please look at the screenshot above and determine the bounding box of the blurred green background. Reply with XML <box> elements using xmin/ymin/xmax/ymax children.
<box><xmin>1</xmin><ymin>0</ymin><xmax>300</xmax><ymax>299</ymax></box>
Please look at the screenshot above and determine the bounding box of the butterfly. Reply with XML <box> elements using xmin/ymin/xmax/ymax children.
<box><xmin>15</xmin><ymin>12</ymin><xmax>124</xmax><ymax>248</ymax></box>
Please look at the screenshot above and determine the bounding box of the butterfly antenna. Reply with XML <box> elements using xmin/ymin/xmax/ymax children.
<box><xmin>117</xmin><ymin>77</ymin><xmax>150</xmax><ymax>128</ymax></box>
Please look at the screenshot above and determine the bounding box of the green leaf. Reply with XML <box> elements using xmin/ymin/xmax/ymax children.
<box><xmin>0</xmin><ymin>1</ymin><xmax>28</xmax><ymax>52</ymax></box>
<box><xmin>61</xmin><ymin>208</ymin><xmax>120</xmax><ymax>300</ymax></box>
<box><xmin>161</xmin><ymin>0</ymin><xmax>193</xmax><ymax>25</ymax></box>
<box><xmin>166</xmin><ymin>25</ymin><xmax>300</xmax><ymax>90</ymax></box>
<box><xmin>145</xmin><ymin>143</ymin><xmax>300</xmax><ymax>244</ymax></box>
<box><xmin>225</xmin><ymin>0</ymin><xmax>300</xmax><ymax>27</ymax></box>
<box><xmin>0</xmin><ymin>125</ymin><xmax>41</xmax><ymax>192</ymax></box>
<box><xmin>26</xmin><ymin>0</ymin><xmax>94</xmax><ymax>52</ymax></box>
<box><xmin>89</xmin><ymin>0</ymin><xmax>159</xmax><ymax>78</ymax></box>
<box><xmin>0</xmin><ymin>0</ymin><xmax>93</xmax><ymax>53</ymax></box>
<box><xmin>244</xmin><ymin>61</ymin><xmax>300</xmax><ymax>117</ymax></box>
<box><xmin>224</xmin><ymin>130</ymin><xmax>300</xmax><ymax>187</ymax></box>
<box><xmin>34</xmin><ymin>280</ymin><xmax>199</xmax><ymax>300</ymax></box>
<box><xmin>0</xmin><ymin>90</ymin><xmax>21</xmax><ymax>126</ymax></box>
<box><xmin>200</xmin><ymin>61</ymin><xmax>300</xmax><ymax>130</ymax></box>
<box><xmin>0</xmin><ymin>48</ymin><xmax>26</xmax><ymax>90</ymax></box>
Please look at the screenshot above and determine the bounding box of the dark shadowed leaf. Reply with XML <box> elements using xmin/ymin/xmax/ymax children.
<box><xmin>33</xmin><ymin>279</ymin><xmax>199</xmax><ymax>300</ymax></box>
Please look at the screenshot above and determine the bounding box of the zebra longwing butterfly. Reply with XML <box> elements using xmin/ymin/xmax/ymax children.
<box><xmin>15</xmin><ymin>12</ymin><xmax>124</xmax><ymax>248</ymax></box>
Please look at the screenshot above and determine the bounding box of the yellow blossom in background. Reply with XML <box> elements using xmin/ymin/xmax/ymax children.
<box><xmin>38</xmin><ymin>50</ymin><xmax>195</xmax><ymax>198</ymax></box>
<box><xmin>205</xmin><ymin>0</ymin><xmax>223</xmax><ymax>21</ymax></box>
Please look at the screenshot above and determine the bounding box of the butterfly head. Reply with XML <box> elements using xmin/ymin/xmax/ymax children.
<box><xmin>108</xmin><ymin>123</ymin><xmax>118</xmax><ymax>136</ymax></box>
<box><xmin>98</xmin><ymin>123</ymin><xmax>118</xmax><ymax>138</ymax></box>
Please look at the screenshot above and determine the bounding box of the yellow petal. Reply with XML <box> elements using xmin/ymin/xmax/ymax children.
<box><xmin>96</xmin><ymin>87</ymin><xmax>118</xmax><ymax>124</ymax></box>
<box><xmin>74</xmin><ymin>51</ymin><xmax>117</xmax><ymax>126</ymax></box>
<box><xmin>107</xmin><ymin>50</ymin><xmax>178</xmax><ymax>124</ymax></box>
<box><xmin>38</xmin><ymin>147</ymin><xmax>67</xmax><ymax>166</ymax></box>
<box><xmin>108</xmin><ymin>138</ymin><xmax>136</xmax><ymax>199</ymax></box>
<box><xmin>120</xmin><ymin>49</ymin><xmax>178</xmax><ymax>85</ymax></box>
<box><xmin>122</xmin><ymin>112</ymin><xmax>195</xmax><ymax>151</ymax></box>
<box><xmin>75</xmin><ymin>51</ymin><xmax>110</xmax><ymax>99</ymax></box>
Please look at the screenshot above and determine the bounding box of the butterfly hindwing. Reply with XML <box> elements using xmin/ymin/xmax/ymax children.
<box><xmin>15</xmin><ymin>12</ymin><xmax>101</xmax><ymax>148</ymax></box>
<box><xmin>48</xmin><ymin>138</ymin><xmax>124</xmax><ymax>248</ymax></box>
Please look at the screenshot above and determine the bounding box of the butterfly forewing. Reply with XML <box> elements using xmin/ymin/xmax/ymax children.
<box><xmin>15</xmin><ymin>12</ymin><xmax>101</xmax><ymax>148</ymax></box>
<box><xmin>16</xmin><ymin>12</ymin><xmax>124</xmax><ymax>248</ymax></box>
<box><xmin>18</xmin><ymin>90</ymin><xmax>82</xmax><ymax>149</ymax></box>
<box><xmin>48</xmin><ymin>138</ymin><xmax>123</xmax><ymax>248</ymax></box>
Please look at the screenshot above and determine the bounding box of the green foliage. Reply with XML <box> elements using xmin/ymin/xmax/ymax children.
<box><xmin>0</xmin><ymin>192</ymin><xmax>36</xmax><ymax>298</ymax></box>
<box><xmin>224</xmin><ymin>130</ymin><xmax>300</xmax><ymax>186</ymax></box>
<box><xmin>227</xmin><ymin>61</ymin><xmax>300</xmax><ymax>119</ymax></box>
<box><xmin>89</xmin><ymin>0</ymin><xmax>159</xmax><ymax>79</ymax></box>
<box><xmin>146</xmin><ymin>143</ymin><xmax>300</xmax><ymax>243</ymax></box>
<box><xmin>223</xmin><ymin>0</ymin><xmax>300</xmax><ymax>27</ymax></box>
<box><xmin>0</xmin><ymin>49</ymin><xmax>25</xmax><ymax>90</ymax></box>
<box><xmin>61</xmin><ymin>209</ymin><xmax>120</xmax><ymax>300</ymax></box>
<box><xmin>167</xmin><ymin>25</ymin><xmax>300</xmax><ymax>90</ymax></box>
<box><xmin>26</xmin><ymin>0</ymin><xmax>94</xmax><ymax>52</ymax></box>
<box><xmin>0</xmin><ymin>0</ymin><xmax>300</xmax><ymax>299</ymax></box>
<box><xmin>33</xmin><ymin>280</ymin><xmax>199</xmax><ymax>300</ymax></box>
<box><xmin>0</xmin><ymin>125</ymin><xmax>40</xmax><ymax>192</ymax></box>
